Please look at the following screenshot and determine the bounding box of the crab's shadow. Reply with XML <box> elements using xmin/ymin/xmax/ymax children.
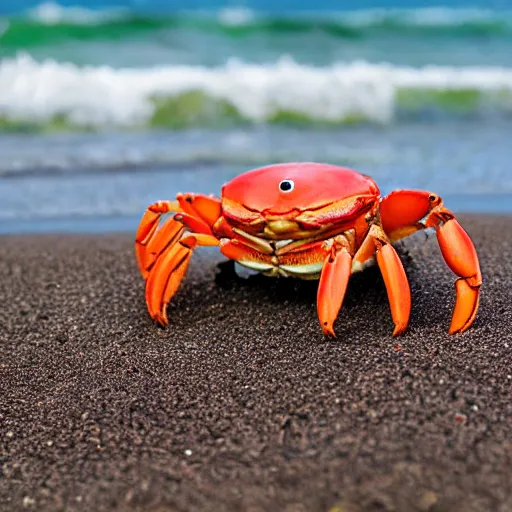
<box><xmin>199</xmin><ymin>235</ymin><xmax>477</xmax><ymax>336</ymax></box>
<box><xmin>211</xmin><ymin>240</ymin><xmax>457</xmax><ymax>337</ymax></box>
<box><xmin>213</xmin><ymin>247</ymin><xmax>415</xmax><ymax>317</ymax></box>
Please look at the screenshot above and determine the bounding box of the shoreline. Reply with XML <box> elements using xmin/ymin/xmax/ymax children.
<box><xmin>1</xmin><ymin>214</ymin><xmax>512</xmax><ymax>511</ymax></box>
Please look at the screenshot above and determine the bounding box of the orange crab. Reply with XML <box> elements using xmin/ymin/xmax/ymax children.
<box><xmin>135</xmin><ymin>163</ymin><xmax>481</xmax><ymax>337</ymax></box>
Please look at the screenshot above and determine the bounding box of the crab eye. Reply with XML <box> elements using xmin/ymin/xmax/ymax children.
<box><xmin>279</xmin><ymin>179</ymin><xmax>294</xmax><ymax>193</ymax></box>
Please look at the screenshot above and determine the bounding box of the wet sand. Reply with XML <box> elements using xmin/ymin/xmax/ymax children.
<box><xmin>1</xmin><ymin>214</ymin><xmax>511</xmax><ymax>512</ymax></box>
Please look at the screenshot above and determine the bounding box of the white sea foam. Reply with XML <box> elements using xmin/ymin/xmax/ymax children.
<box><xmin>340</xmin><ymin>7</ymin><xmax>505</xmax><ymax>26</ymax></box>
<box><xmin>29</xmin><ymin>1</ymin><xmax>127</xmax><ymax>25</ymax></box>
<box><xmin>1</xmin><ymin>54</ymin><xmax>512</xmax><ymax>128</ymax></box>
<box><xmin>217</xmin><ymin>7</ymin><xmax>255</xmax><ymax>26</ymax></box>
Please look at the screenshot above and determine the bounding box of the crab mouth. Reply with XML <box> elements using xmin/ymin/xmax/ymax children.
<box><xmin>264</xmin><ymin>220</ymin><xmax>300</xmax><ymax>235</ymax></box>
<box><xmin>259</xmin><ymin>219</ymin><xmax>332</xmax><ymax>241</ymax></box>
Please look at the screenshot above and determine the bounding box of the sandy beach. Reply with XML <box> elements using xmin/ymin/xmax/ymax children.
<box><xmin>1</xmin><ymin>214</ymin><xmax>511</xmax><ymax>511</ymax></box>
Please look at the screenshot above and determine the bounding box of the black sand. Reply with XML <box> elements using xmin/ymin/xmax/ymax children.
<box><xmin>1</xmin><ymin>214</ymin><xmax>512</xmax><ymax>512</ymax></box>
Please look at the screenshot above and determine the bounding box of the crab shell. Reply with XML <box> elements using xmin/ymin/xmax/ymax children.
<box><xmin>217</xmin><ymin>163</ymin><xmax>380</xmax><ymax>278</ymax></box>
<box><xmin>135</xmin><ymin>162</ymin><xmax>482</xmax><ymax>337</ymax></box>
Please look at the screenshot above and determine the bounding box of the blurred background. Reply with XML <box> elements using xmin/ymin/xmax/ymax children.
<box><xmin>1</xmin><ymin>0</ymin><xmax>511</xmax><ymax>234</ymax></box>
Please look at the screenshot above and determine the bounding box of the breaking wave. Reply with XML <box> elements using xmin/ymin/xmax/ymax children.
<box><xmin>1</xmin><ymin>54</ymin><xmax>512</xmax><ymax>131</ymax></box>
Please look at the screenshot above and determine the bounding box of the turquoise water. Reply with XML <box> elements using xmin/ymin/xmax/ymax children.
<box><xmin>0</xmin><ymin>1</ymin><xmax>511</xmax><ymax>232</ymax></box>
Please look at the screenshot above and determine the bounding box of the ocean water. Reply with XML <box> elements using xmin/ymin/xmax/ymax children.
<box><xmin>1</xmin><ymin>0</ymin><xmax>512</xmax><ymax>234</ymax></box>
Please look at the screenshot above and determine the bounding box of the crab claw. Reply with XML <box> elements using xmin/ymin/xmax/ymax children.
<box><xmin>436</xmin><ymin>217</ymin><xmax>482</xmax><ymax>334</ymax></box>
<box><xmin>381</xmin><ymin>190</ymin><xmax>482</xmax><ymax>334</ymax></box>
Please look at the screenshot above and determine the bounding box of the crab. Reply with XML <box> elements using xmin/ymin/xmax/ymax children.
<box><xmin>135</xmin><ymin>163</ymin><xmax>481</xmax><ymax>337</ymax></box>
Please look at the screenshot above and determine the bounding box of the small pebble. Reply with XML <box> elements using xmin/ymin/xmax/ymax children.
<box><xmin>455</xmin><ymin>413</ymin><xmax>467</xmax><ymax>424</ymax></box>
<box><xmin>22</xmin><ymin>496</ymin><xmax>35</xmax><ymax>507</ymax></box>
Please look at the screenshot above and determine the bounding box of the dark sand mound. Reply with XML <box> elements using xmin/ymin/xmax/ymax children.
<box><xmin>1</xmin><ymin>214</ymin><xmax>512</xmax><ymax>511</ymax></box>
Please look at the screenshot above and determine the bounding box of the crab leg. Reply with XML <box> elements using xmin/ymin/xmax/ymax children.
<box><xmin>381</xmin><ymin>190</ymin><xmax>481</xmax><ymax>334</ymax></box>
<box><xmin>371</xmin><ymin>227</ymin><xmax>411</xmax><ymax>336</ymax></box>
<box><xmin>351</xmin><ymin>224</ymin><xmax>412</xmax><ymax>336</ymax></box>
<box><xmin>135</xmin><ymin>194</ymin><xmax>223</xmax><ymax>325</ymax></box>
<box><xmin>135</xmin><ymin>201</ymin><xmax>180</xmax><ymax>278</ymax></box>
<box><xmin>145</xmin><ymin>232</ymin><xmax>219</xmax><ymax>325</ymax></box>
<box><xmin>175</xmin><ymin>193</ymin><xmax>222</xmax><ymax>228</ymax></box>
<box><xmin>317</xmin><ymin>237</ymin><xmax>353</xmax><ymax>337</ymax></box>
<box><xmin>136</xmin><ymin>216</ymin><xmax>184</xmax><ymax>279</ymax></box>
<box><xmin>219</xmin><ymin>239</ymin><xmax>275</xmax><ymax>273</ymax></box>
<box><xmin>425</xmin><ymin>210</ymin><xmax>481</xmax><ymax>334</ymax></box>
<box><xmin>135</xmin><ymin>195</ymin><xmax>222</xmax><ymax>278</ymax></box>
<box><xmin>317</xmin><ymin>224</ymin><xmax>411</xmax><ymax>338</ymax></box>
<box><xmin>375</xmin><ymin>244</ymin><xmax>411</xmax><ymax>336</ymax></box>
